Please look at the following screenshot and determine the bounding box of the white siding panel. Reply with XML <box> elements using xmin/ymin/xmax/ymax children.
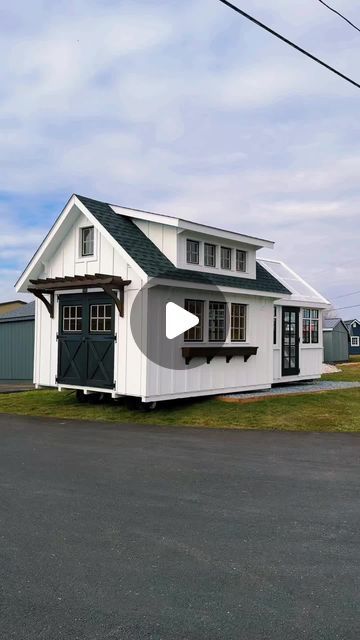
<box><xmin>133</xmin><ymin>220</ymin><xmax>178</xmax><ymax>265</ymax></box>
<box><xmin>144</xmin><ymin>286</ymin><xmax>273</xmax><ymax>401</ymax></box>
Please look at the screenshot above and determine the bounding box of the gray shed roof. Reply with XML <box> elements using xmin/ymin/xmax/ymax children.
<box><xmin>323</xmin><ymin>317</ymin><xmax>341</xmax><ymax>330</ymax></box>
<box><xmin>77</xmin><ymin>195</ymin><xmax>290</xmax><ymax>296</ymax></box>
<box><xmin>0</xmin><ymin>301</ymin><xmax>35</xmax><ymax>323</ymax></box>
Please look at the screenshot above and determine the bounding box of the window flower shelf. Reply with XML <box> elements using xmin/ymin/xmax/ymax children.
<box><xmin>182</xmin><ymin>346</ymin><xmax>258</xmax><ymax>365</ymax></box>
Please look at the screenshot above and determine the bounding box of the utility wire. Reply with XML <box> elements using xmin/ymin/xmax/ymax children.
<box><xmin>317</xmin><ymin>0</ymin><xmax>360</xmax><ymax>34</ymax></box>
<box><xmin>332</xmin><ymin>289</ymin><xmax>360</xmax><ymax>300</ymax></box>
<box><xmin>216</xmin><ymin>0</ymin><xmax>360</xmax><ymax>89</ymax></box>
<box><xmin>330</xmin><ymin>302</ymin><xmax>360</xmax><ymax>312</ymax></box>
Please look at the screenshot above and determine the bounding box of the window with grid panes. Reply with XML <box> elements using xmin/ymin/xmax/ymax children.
<box><xmin>221</xmin><ymin>247</ymin><xmax>232</xmax><ymax>270</ymax></box>
<box><xmin>236</xmin><ymin>249</ymin><xmax>247</xmax><ymax>272</ymax></box>
<box><xmin>209</xmin><ymin>301</ymin><xmax>226</xmax><ymax>341</ymax></box>
<box><xmin>63</xmin><ymin>306</ymin><xmax>82</xmax><ymax>332</ymax></box>
<box><xmin>231</xmin><ymin>303</ymin><xmax>246</xmax><ymax>342</ymax></box>
<box><xmin>204</xmin><ymin>243</ymin><xmax>216</xmax><ymax>268</ymax></box>
<box><xmin>90</xmin><ymin>304</ymin><xmax>112</xmax><ymax>333</ymax></box>
<box><xmin>184</xmin><ymin>299</ymin><xmax>204</xmax><ymax>342</ymax></box>
<box><xmin>303</xmin><ymin>309</ymin><xmax>319</xmax><ymax>344</ymax></box>
<box><xmin>186</xmin><ymin>239</ymin><xmax>200</xmax><ymax>264</ymax></box>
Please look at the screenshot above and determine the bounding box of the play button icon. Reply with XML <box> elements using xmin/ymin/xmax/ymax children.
<box><xmin>166</xmin><ymin>302</ymin><xmax>199</xmax><ymax>340</ymax></box>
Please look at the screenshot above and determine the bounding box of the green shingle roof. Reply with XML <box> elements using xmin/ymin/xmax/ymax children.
<box><xmin>77</xmin><ymin>195</ymin><xmax>290</xmax><ymax>296</ymax></box>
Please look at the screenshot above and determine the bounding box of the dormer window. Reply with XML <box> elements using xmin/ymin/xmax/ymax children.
<box><xmin>236</xmin><ymin>250</ymin><xmax>247</xmax><ymax>272</ymax></box>
<box><xmin>204</xmin><ymin>243</ymin><xmax>216</xmax><ymax>267</ymax></box>
<box><xmin>221</xmin><ymin>247</ymin><xmax>232</xmax><ymax>270</ymax></box>
<box><xmin>81</xmin><ymin>226</ymin><xmax>94</xmax><ymax>257</ymax></box>
<box><xmin>186</xmin><ymin>239</ymin><xmax>199</xmax><ymax>264</ymax></box>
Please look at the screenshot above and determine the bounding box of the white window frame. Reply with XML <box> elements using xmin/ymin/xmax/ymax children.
<box><xmin>220</xmin><ymin>246</ymin><xmax>232</xmax><ymax>270</ymax></box>
<box><xmin>235</xmin><ymin>249</ymin><xmax>247</xmax><ymax>273</ymax></box>
<box><xmin>351</xmin><ymin>336</ymin><xmax>359</xmax><ymax>347</ymax></box>
<box><xmin>230</xmin><ymin>303</ymin><xmax>247</xmax><ymax>342</ymax></box>
<box><xmin>81</xmin><ymin>226</ymin><xmax>95</xmax><ymax>257</ymax></box>
<box><xmin>204</xmin><ymin>243</ymin><xmax>217</xmax><ymax>268</ymax></box>
<box><xmin>184</xmin><ymin>299</ymin><xmax>204</xmax><ymax>342</ymax></box>
<box><xmin>302</xmin><ymin>308</ymin><xmax>320</xmax><ymax>345</ymax></box>
<box><xmin>186</xmin><ymin>239</ymin><xmax>200</xmax><ymax>265</ymax></box>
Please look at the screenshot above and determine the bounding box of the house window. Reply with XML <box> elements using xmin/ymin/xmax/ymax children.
<box><xmin>186</xmin><ymin>239</ymin><xmax>200</xmax><ymax>264</ymax></box>
<box><xmin>90</xmin><ymin>304</ymin><xmax>112</xmax><ymax>333</ymax></box>
<box><xmin>184</xmin><ymin>299</ymin><xmax>204</xmax><ymax>342</ymax></box>
<box><xmin>204</xmin><ymin>243</ymin><xmax>216</xmax><ymax>268</ymax></box>
<box><xmin>221</xmin><ymin>247</ymin><xmax>232</xmax><ymax>270</ymax></box>
<box><xmin>273</xmin><ymin>307</ymin><xmax>278</xmax><ymax>345</ymax></box>
<box><xmin>236</xmin><ymin>250</ymin><xmax>247</xmax><ymax>273</ymax></box>
<box><xmin>351</xmin><ymin>336</ymin><xmax>360</xmax><ymax>347</ymax></box>
<box><xmin>63</xmin><ymin>306</ymin><xmax>82</xmax><ymax>332</ymax></box>
<box><xmin>209</xmin><ymin>301</ymin><xmax>226</xmax><ymax>342</ymax></box>
<box><xmin>303</xmin><ymin>309</ymin><xmax>319</xmax><ymax>344</ymax></box>
<box><xmin>81</xmin><ymin>226</ymin><xmax>94</xmax><ymax>257</ymax></box>
<box><xmin>231</xmin><ymin>304</ymin><xmax>246</xmax><ymax>342</ymax></box>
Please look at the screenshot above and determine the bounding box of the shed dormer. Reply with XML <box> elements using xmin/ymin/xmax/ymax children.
<box><xmin>111</xmin><ymin>204</ymin><xmax>274</xmax><ymax>279</ymax></box>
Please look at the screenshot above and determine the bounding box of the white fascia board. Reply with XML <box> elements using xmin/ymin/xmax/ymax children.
<box><xmin>147</xmin><ymin>277</ymin><xmax>291</xmax><ymax>299</ymax></box>
<box><xmin>177</xmin><ymin>221</ymin><xmax>274</xmax><ymax>249</ymax></box>
<box><xmin>16</xmin><ymin>194</ymin><xmax>77</xmax><ymax>292</ymax></box>
<box><xmin>274</xmin><ymin>298</ymin><xmax>330</xmax><ymax>309</ymax></box>
<box><xmin>16</xmin><ymin>196</ymin><xmax>148</xmax><ymax>292</ymax></box>
<box><xmin>111</xmin><ymin>204</ymin><xmax>274</xmax><ymax>249</ymax></box>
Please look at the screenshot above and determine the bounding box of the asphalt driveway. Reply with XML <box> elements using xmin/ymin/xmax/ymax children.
<box><xmin>1</xmin><ymin>415</ymin><xmax>359</xmax><ymax>640</ymax></box>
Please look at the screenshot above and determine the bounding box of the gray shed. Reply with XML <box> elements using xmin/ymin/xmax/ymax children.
<box><xmin>0</xmin><ymin>301</ymin><xmax>35</xmax><ymax>380</ymax></box>
<box><xmin>323</xmin><ymin>317</ymin><xmax>349</xmax><ymax>364</ymax></box>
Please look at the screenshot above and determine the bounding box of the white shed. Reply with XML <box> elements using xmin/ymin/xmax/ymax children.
<box><xmin>16</xmin><ymin>195</ymin><xmax>330</xmax><ymax>407</ymax></box>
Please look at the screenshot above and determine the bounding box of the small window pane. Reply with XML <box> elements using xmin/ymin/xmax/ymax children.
<box><xmin>231</xmin><ymin>303</ymin><xmax>246</xmax><ymax>342</ymax></box>
<box><xmin>221</xmin><ymin>247</ymin><xmax>232</xmax><ymax>270</ymax></box>
<box><xmin>204</xmin><ymin>243</ymin><xmax>216</xmax><ymax>268</ymax></box>
<box><xmin>236</xmin><ymin>250</ymin><xmax>247</xmax><ymax>272</ymax></box>
<box><xmin>90</xmin><ymin>304</ymin><xmax>112</xmax><ymax>333</ymax></box>
<box><xmin>186</xmin><ymin>240</ymin><xmax>199</xmax><ymax>264</ymax></box>
<box><xmin>62</xmin><ymin>306</ymin><xmax>82</xmax><ymax>332</ymax></box>
<box><xmin>209</xmin><ymin>301</ymin><xmax>226</xmax><ymax>342</ymax></box>
<box><xmin>184</xmin><ymin>299</ymin><xmax>204</xmax><ymax>342</ymax></box>
<box><xmin>81</xmin><ymin>227</ymin><xmax>94</xmax><ymax>257</ymax></box>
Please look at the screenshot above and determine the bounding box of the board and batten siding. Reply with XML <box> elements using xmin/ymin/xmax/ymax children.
<box><xmin>323</xmin><ymin>324</ymin><xmax>349</xmax><ymax>363</ymax></box>
<box><xmin>0</xmin><ymin>320</ymin><xmax>34</xmax><ymax>380</ymax></box>
<box><xmin>33</xmin><ymin>212</ymin><xmax>147</xmax><ymax>396</ymax></box>
<box><xmin>144</xmin><ymin>286</ymin><xmax>274</xmax><ymax>401</ymax></box>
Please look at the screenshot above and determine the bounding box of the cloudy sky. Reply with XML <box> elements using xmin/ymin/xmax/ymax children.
<box><xmin>1</xmin><ymin>0</ymin><xmax>360</xmax><ymax>316</ymax></box>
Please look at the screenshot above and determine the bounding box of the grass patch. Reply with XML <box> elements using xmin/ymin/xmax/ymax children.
<box><xmin>322</xmin><ymin>362</ymin><xmax>360</xmax><ymax>382</ymax></box>
<box><xmin>0</xmin><ymin>375</ymin><xmax>360</xmax><ymax>432</ymax></box>
<box><xmin>350</xmin><ymin>355</ymin><xmax>360</xmax><ymax>363</ymax></box>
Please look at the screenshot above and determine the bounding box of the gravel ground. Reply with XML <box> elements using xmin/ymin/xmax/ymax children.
<box><xmin>222</xmin><ymin>380</ymin><xmax>360</xmax><ymax>400</ymax></box>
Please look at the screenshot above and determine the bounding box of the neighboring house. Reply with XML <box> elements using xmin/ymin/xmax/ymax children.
<box><xmin>323</xmin><ymin>317</ymin><xmax>349</xmax><ymax>363</ymax></box>
<box><xmin>16</xmin><ymin>194</ymin><xmax>330</xmax><ymax>406</ymax></box>
<box><xmin>0</xmin><ymin>302</ymin><xmax>35</xmax><ymax>380</ymax></box>
<box><xmin>0</xmin><ymin>300</ymin><xmax>26</xmax><ymax>316</ymax></box>
<box><xmin>344</xmin><ymin>319</ymin><xmax>360</xmax><ymax>356</ymax></box>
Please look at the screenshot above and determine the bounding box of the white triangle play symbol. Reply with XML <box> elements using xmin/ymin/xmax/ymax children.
<box><xmin>166</xmin><ymin>302</ymin><xmax>199</xmax><ymax>340</ymax></box>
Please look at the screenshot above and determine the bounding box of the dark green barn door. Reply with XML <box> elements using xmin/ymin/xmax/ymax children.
<box><xmin>58</xmin><ymin>294</ymin><xmax>115</xmax><ymax>389</ymax></box>
<box><xmin>282</xmin><ymin>307</ymin><xmax>300</xmax><ymax>377</ymax></box>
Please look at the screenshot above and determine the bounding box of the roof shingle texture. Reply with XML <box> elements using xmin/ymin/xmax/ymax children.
<box><xmin>0</xmin><ymin>301</ymin><xmax>35</xmax><ymax>322</ymax></box>
<box><xmin>77</xmin><ymin>195</ymin><xmax>290</xmax><ymax>296</ymax></box>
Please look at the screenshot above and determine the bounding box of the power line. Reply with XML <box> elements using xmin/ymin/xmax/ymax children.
<box><xmin>330</xmin><ymin>302</ymin><xmax>360</xmax><ymax>312</ymax></box>
<box><xmin>332</xmin><ymin>289</ymin><xmax>360</xmax><ymax>300</ymax></box>
<box><xmin>317</xmin><ymin>0</ymin><xmax>360</xmax><ymax>34</ymax></box>
<box><xmin>216</xmin><ymin>0</ymin><xmax>360</xmax><ymax>89</ymax></box>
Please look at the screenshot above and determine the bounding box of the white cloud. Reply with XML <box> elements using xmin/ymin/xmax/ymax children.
<box><xmin>0</xmin><ymin>0</ymin><xmax>360</xmax><ymax>309</ymax></box>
